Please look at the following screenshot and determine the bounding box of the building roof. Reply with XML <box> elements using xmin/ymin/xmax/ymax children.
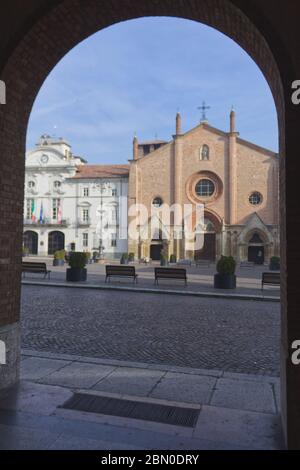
<box><xmin>139</xmin><ymin>140</ymin><xmax>167</xmax><ymax>145</ymax></box>
<box><xmin>70</xmin><ymin>164</ymin><xmax>130</xmax><ymax>179</ymax></box>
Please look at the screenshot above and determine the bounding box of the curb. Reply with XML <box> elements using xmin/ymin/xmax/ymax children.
<box><xmin>22</xmin><ymin>280</ymin><xmax>280</xmax><ymax>302</ymax></box>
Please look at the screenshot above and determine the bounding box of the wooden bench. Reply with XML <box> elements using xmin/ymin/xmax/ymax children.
<box><xmin>155</xmin><ymin>267</ymin><xmax>187</xmax><ymax>286</ymax></box>
<box><xmin>105</xmin><ymin>265</ymin><xmax>138</xmax><ymax>283</ymax></box>
<box><xmin>195</xmin><ymin>259</ymin><xmax>211</xmax><ymax>268</ymax></box>
<box><xmin>22</xmin><ymin>262</ymin><xmax>51</xmax><ymax>279</ymax></box>
<box><xmin>261</xmin><ymin>272</ymin><xmax>280</xmax><ymax>290</ymax></box>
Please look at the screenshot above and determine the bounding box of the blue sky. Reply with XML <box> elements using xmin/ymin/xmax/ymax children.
<box><xmin>26</xmin><ymin>17</ymin><xmax>278</xmax><ymax>164</ymax></box>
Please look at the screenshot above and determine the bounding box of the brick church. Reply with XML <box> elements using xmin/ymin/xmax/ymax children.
<box><xmin>128</xmin><ymin>110</ymin><xmax>279</xmax><ymax>263</ymax></box>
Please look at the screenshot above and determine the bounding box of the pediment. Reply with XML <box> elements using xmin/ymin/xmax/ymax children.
<box><xmin>238</xmin><ymin>213</ymin><xmax>272</xmax><ymax>244</ymax></box>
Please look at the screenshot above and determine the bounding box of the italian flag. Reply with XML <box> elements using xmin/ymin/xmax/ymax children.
<box><xmin>31</xmin><ymin>200</ymin><xmax>37</xmax><ymax>222</ymax></box>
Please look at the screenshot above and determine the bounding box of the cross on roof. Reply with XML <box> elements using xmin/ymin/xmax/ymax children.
<box><xmin>197</xmin><ymin>101</ymin><xmax>211</xmax><ymax>122</ymax></box>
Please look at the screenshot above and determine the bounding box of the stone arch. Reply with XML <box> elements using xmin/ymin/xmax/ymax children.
<box><xmin>23</xmin><ymin>230</ymin><xmax>38</xmax><ymax>255</ymax></box>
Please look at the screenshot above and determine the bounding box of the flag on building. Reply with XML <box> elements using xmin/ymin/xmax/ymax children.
<box><xmin>39</xmin><ymin>202</ymin><xmax>45</xmax><ymax>224</ymax></box>
<box><xmin>31</xmin><ymin>199</ymin><xmax>37</xmax><ymax>223</ymax></box>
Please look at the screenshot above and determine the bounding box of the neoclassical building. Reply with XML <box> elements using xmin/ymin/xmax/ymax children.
<box><xmin>24</xmin><ymin>135</ymin><xmax>129</xmax><ymax>258</ymax></box>
<box><xmin>128</xmin><ymin>111</ymin><xmax>279</xmax><ymax>263</ymax></box>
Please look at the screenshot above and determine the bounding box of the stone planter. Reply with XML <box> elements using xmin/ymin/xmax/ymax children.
<box><xmin>214</xmin><ymin>273</ymin><xmax>236</xmax><ymax>289</ymax></box>
<box><xmin>66</xmin><ymin>267</ymin><xmax>87</xmax><ymax>282</ymax></box>
<box><xmin>269</xmin><ymin>263</ymin><xmax>280</xmax><ymax>271</ymax></box>
<box><xmin>53</xmin><ymin>259</ymin><xmax>64</xmax><ymax>266</ymax></box>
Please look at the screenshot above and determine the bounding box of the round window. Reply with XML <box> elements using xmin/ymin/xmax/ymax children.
<box><xmin>195</xmin><ymin>179</ymin><xmax>215</xmax><ymax>197</ymax></box>
<box><xmin>152</xmin><ymin>197</ymin><xmax>163</xmax><ymax>208</ymax></box>
<box><xmin>54</xmin><ymin>181</ymin><xmax>62</xmax><ymax>189</ymax></box>
<box><xmin>28</xmin><ymin>181</ymin><xmax>35</xmax><ymax>189</ymax></box>
<box><xmin>249</xmin><ymin>192</ymin><xmax>262</xmax><ymax>205</ymax></box>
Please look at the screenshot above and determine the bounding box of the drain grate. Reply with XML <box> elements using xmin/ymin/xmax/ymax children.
<box><xmin>60</xmin><ymin>393</ymin><xmax>200</xmax><ymax>428</ymax></box>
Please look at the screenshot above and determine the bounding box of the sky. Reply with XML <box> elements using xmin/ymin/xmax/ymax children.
<box><xmin>26</xmin><ymin>17</ymin><xmax>278</xmax><ymax>164</ymax></box>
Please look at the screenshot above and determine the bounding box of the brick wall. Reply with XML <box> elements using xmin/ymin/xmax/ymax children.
<box><xmin>2</xmin><ymin>0</ymin><xmax>300</xmax><ymax>447</ymax></box>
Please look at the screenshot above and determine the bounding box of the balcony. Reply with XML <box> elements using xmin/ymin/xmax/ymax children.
<box><xmin>77</xmin><ymin>218</ymin><xmax>91</xmax><ymax>227</ymax></box>
<box><xmin>23</xmin><ymin>218</ymin><xmax>69</xmax><ymax>227</ymax></box>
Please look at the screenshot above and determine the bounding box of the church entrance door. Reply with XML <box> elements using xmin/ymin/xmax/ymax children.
<box><xmin>248</xmin><ymin>246</ymin><xmax>265</xmax><ymax>264</ymax></box>
<box><xmin>195</xmin><ymin>233</ymin><xmax>216</xmax><ymax>261</ymax></box>
<box><xmin>150</xmin><ymin>244</ymin><xmax>163</xmax><ymax>261</ymax></box>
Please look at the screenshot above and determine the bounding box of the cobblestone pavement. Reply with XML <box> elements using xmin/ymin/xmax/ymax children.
<box><xmin>21</xmin><ymin>286</ymin><xmax>280</xmax><ymax>376</ymax></box>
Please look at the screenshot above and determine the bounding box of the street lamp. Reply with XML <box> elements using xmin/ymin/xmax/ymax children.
<box><xmin>94</xmin><ymin>181</ymin><xmax>112</xmax><ymax>260</ymax></box>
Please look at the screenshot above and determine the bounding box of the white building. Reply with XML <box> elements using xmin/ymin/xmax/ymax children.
<box><xmin>24</xmin><ymin>135</ymin><xmax>129</xmax><ymax>258</ymax></box>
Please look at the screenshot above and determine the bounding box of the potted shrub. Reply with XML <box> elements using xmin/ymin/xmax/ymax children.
<box><xmin>269</xmin><ymin>256</ymin><xmax>280</xmax><ymax>271</ymax></box>
<box><xmin>120</xmin><ymin>253</ymin><xmax>129</xmax><ymax>265</ymax></box>
<box><xmin>214</xmin><ymin>256</ymin><xmax>236</xmax><ymax>289</ymax></box>
<box><xmin>66</xmin><ymin>251</ymin><xmax>87</xmax><ymax>282</ymax></box>
<box><xmin>160</xmin><ymin>251</ymin><xmax>168</xmax><ymax>266</ymax></box>
<box><xmin>53</xmin><ymin>249</ymin><xmax>65</xmax><ymax>266</ymax></box>
<box><xmin>92</xmin><ymin>251</ymin><xmax>99</xmax><ymax>263</ymax></box>
<box><xmin>85</xmin><ymin>252</ymin><xmax>92</xmax><ymax>264</ymax></box>
<box><xmin>169</xmin><ymin>254</ymin><xmax>177</xmax><ymax>264</ymax></box>
<box><xmin>128</xmin><ymin>252</ymin><xmax>135</xmax><ymax>263</ymax></box>
<box><xmin>22</xmin><ymin>246</ymin><xmax>29</xmax><ymax>257</ymax></box>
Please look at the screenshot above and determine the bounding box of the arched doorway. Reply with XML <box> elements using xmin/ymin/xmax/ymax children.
<box><xmin>1</xmin><ymin>0</ymin><xmax>297</xmax><ymax>449</ymax></box>
<box><xmin>48</xmin><ymin>231</ymin><xmax>65</xmax><ymax>255</ymax></box>
<box><xmin>23</xmin><ymin>231</ymin><xmax>38</xmax><ymax>255</ymax></box>
<box><xmin>150</xmin><ymin>229</ymin><xmax>167</xmax><ymax>261</ymax></box>
<box><xmin>194</xmin><ymin>211</ymin><xmax>222</xmax><ymax>261</ymax></box>
<box><xmin>248</xmin><ymin>232</ymin><xmax>265</xmax><ymax>265</ymax></box>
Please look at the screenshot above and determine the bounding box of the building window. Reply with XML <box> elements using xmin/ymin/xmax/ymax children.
<box><xmin>52</xmin><ymin>198</ymin><xmax>60</xmax><ymax>220</ymax></box>
<box><xmin>83</xmin><ymin>187</ymin><xmax>89</xmax><ymax>197</ymax></box>
<box><xmin>200</xmin><ymin>145</ymin><xmax>210</xmax><ymax>161</ymax></box>
<box><xmin>195</xmin><ymin>179</ymin><xmax>215</xmax><ymax>197</ymax></box>
<box><xmin>26</xmin><ymin>199</ymin><xmax>34</xmax><ymax>219</ymax></box>
<box><xmin>83</xmin><ymin>233</ymin><xmax>88</xmax><ymax>248</ymax></box>
<box><xmin>54</xmin><ymin>181</ymin><xmax>61</xmax><ymax>189</ymax></box>
<box><xmin>249</xmin><ymin>192</ymin><xmax>263</xmax><ymax>206</ymax></box>
<box><xmin>112</xmin><ymin>188</ymin><xmax>117</xmax><ymax>197</ymax></box>
<box><xmin>82</xmin><ymin>209</ymin><xmax>89</xmax><ymax>222</ymax></box>
<box><xmin>28</xmin><ymin>181</ymin><xmax>36</xmax><ymax>189</ymax></box>
<box><xmin>152</xmin><ymin>197</ymin><xmax>163</xmax><ymax>208</ymax></box>
<box><xmin>111</xmin><ymin>233</ymin><xmax>117</xmax><ymax>247</ymax></box>
<box><xmin>111</xmin><ymin>208</ymin><xmax>117</xmax><ymax>223</ymax></box>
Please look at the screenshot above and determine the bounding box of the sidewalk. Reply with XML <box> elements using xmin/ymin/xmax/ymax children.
<box><xmin>21</xmin><ymin>261</ymin><xmax>280</xmax><ymax>302</ymax></box>
<box><xmin>0</xmin><ymin>350</ymin><xmax>284</xmax><ymax>450</ymax></box>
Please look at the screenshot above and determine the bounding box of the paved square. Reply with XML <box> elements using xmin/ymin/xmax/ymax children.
<box><xmin>21</xmin><ymin>285</ymin><xmax>280</xmax><ymax>375</ymax></box>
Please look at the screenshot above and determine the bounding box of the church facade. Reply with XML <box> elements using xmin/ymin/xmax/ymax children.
<box><xmin>128</xmin><ymin>111</ymin><xmax>279</xmax><ymax>264</ymax></box>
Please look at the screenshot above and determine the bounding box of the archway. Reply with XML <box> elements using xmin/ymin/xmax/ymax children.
<box><xmin>48</xmin><ymin>231</ymin><xmax>65</xmax><ymax>255</ymax></box>
<box><xmin>247</xmin><ymin>232</ymin><xmax>266</xmax><ymax>264</ymax></box>
<box><xmin>194</xmin><ymin>210</ymin><xmax>222</xmax><ymax>261</ymax></box>
<box><xmin>23</xmin><ymin>230</ymin><xmax>38</xmax><ymax>255</ymax></box>
<box><xmin>0</xmin><ymin>0</ymin><xmax>298</xmax><ymax>449</ymax></box>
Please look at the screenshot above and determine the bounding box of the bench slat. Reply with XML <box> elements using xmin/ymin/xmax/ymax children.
<box><xmin>155</xmin><ymin>267</ymin><xmax>187</xmax><ymax>285</ymax></box>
